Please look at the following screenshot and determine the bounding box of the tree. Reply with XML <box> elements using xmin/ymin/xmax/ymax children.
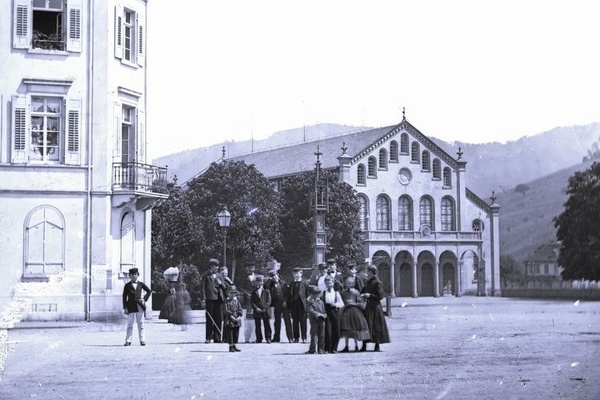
<box><xmin>499</xmin><ymin>254</ymin><xmax>523</xmax><ymax>287</ymax></box>
<box><xmin>185</xmin><ymin>160</ymin><xmax>282</xmax><ymax>283</ymax></box>
<box><xmin>273</xmin><ymin>170</ymin><xmax>364</xmax><ymax>276</ymax></box>
<box><xmin>151</xmin><ymin>181</ymin><xmax>202</xmax><ymax>291</ymax></box>
<box><xmin>514</xmin><ymin>183</ymin><xmax>530</xmax><ymax>197</ymax></box>
<box><xmin>553</xmin><ymin>162</ymin><xmax>600</xmax><ymax>281</ymax></box>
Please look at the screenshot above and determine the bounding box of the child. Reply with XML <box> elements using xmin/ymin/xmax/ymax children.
<box><xmin>122</xmin><ymin>267</ymin><xmax>152</xmax><ymax>346</ymax></box>
<box><xmin>339</xmin><ymin>275</ymin><xmax>370</xmax><ymax>352</ymax></box>
<box><xmin>223</xmin><ymin>285</ymin><xmax>243</xmax><ymax>352</ymax></box>
<box><xmin>306</xmin><ymin>285</ymin><xmax>327</xmax><ymax>354</ymax></box>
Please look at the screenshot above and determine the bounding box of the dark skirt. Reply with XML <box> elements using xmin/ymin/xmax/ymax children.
<box><xmin>170</xmin><ymin>304</ymin><xmax>192</xmax><ymax>325</ymax></box>
<box><xmin>340</xmin><ymin>304</ymin><xmax>371</xmax><ymax>341</ymax></box>
<box><xmin>364</xmin><ymin>301</ymin><xmax>390</xmax><ymax>344</ymax></box>
<box><xmin>159</xmin><ymin>295</ymin><xmax>176</xmax><ymax>321</ymax></box>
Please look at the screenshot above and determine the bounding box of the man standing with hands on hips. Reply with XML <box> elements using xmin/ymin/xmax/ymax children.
<box><xmin>123</xmin><ymin>267</ymin><xmax>152</xmax><ymax>346</ymax></box>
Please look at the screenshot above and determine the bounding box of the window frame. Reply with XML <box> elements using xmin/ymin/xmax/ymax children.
<box><xmin>13</xmin><ymin>0</ymin><xmax>82</xmax><ymax>53</ymax></box>
<box><xmin>398</xmin><ymin>195</ymin><xmax>413</xmax><ymax>231</ymax></box>
<box><xmin>114</xmin><ymin>4</ymin><xmax>145</xmax><ymax>67</ymax></box>
<box><xmin>376</xmin><ymin>195</ymin><xmax>391</xmax><ymax>230</ymax></box>
<box><xmin>23</xmin><ymin>205</ymin><xmax>65</xmax><ymax>281</ymax></box>
<box><xmin>440</xmin><ymin>196</ymin><xmax>455</xmax><ymax>231</ymax></box>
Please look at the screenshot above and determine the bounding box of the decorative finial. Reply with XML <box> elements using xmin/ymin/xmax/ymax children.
<box><xmin>490</xmin><ymin>191</ymin><xmax>497</xmax><ymax>204</ymax></box>
<box><xmin>341</xmin><ymin>142</ymin><xmax>348</xmax><ymax>155</ymax></box>
<box><xmin>222</xmin><ymin>146</ymin><xmax>226</xmax><ymax>159</ymax></box>
<box><xmin>314</xmin><ymin>145</ymin><xmax>322</xmax><ymax>161</ymax></box>
<box><xmin>173</xmin><ymin>175</ymin><xmax>178</xmax><ymax>184</ymax></box>
<box><xmin>457</xmin><ymin>147</ymin><xmax>463</xmax><ymax>160</ymax></box>
<box><xmin>402</xmin><ymin>106</ymin><xmax>406</xmax><ymax>121</ymax></box>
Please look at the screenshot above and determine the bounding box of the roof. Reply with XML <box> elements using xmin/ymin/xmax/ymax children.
<box><xmin>526</xmin><ymin>243</ymin><xmax>560</xmax><ymax>263</ymax></box>
<box><xmin>226</xmin><ymin>119</ymin><xmax>462</xmax><ymax>179</ymax></box>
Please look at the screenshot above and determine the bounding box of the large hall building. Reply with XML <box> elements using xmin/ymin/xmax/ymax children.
<box><xmin>227</xmin><ymin>119</ymin><xmax>501</xmax><ymax>298</ymax></box>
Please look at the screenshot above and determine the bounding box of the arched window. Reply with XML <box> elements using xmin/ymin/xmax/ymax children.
<box><xmin>389</xmin><ymin>141</ymin><xmax>398</xmax><ymax>162</ymax></box>
<box><xmin>411</xmin><ymin>142</ymin><xmax>420</xmax><ymax>163</ymax></box>
<box><xmin>422</xmin><ymin>150</ymin><xmax>431</xmax><ymax>172</ymax></box>
<box><xmin>400</xmin><ymin>133</ymin><xmax>409</xmax><ymax>154</ymax></box>
<box><xmin>358</xmin><ymin>195</ymin><xmax>369</xmax><ymax>231</ymax></box>
<box><xmin>376</xmin><ymin>195</ymin><xmax>391</xmax><ymax>230</ymax></box>
<box><xmin>419</xmin><ymin>196</ymin><xmax>433</xmax><ymax>229</ymax></box>
<box><xmin>368</xmin><ymin>156</ymin><xmax>377</xmax><ymax>177</ymax></box>
<box><xmin>443</xmin><ymin>167</ymin><xmax>452</xmax><ymax>187</ymax></box>
<box><xmin>120</xmin><ymin>211</ymin><xmax>135</xmax><ymax>275</ymax></box>
<box><xmin>378</xmin><ymin>149</ymin><xmax>388</xmax><ymax>169</ymax></box>
<box><xmin>398</xmin><ymin>195</ymin><xmax>413</xmax><ymax>231</ymax></box>
<box><xmin>432</xmin><ymin>158</ymin><xmax>441</xmax><ymax>179</ymax></box>
<box><xmin>441</xmin><ymin>196</ymin><xmax>455</xmax><ymax>231</ymax></box>
<box><xmin>24</xmin><ymin>205</ymin><xmax>65</xmax><ymax>277</ymax></box>
<box><xmin>357</xmin><ymin>164</ymin><xmax>366</xmax><ymax>185</ymax></box>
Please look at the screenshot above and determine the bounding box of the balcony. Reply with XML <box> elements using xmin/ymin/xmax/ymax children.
<box><xmin>360</xmin><ymin>230</ymin><xmax>482</xmax><ymax>243</ymax></box>
<box><xmin>112</xmin><ymin>162</ymin><xmax>169</xmax><ymax>210</ymax></box>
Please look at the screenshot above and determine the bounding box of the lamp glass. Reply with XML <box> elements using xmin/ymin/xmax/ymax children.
<box><xmin>217</xmin><ymin>209</ymin><xmax>231</xmax><ymax>228</ymax></box>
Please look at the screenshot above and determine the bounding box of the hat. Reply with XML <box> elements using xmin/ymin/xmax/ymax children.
<box><xmin>318</xmin><ymin>263</ymin><xmax>327</xmax><ymax>269</ymax></box>
<box><xmin>228</xmin><ymin>285</ymin><xmax>239</xmax><ymax>294</ymax></box>
<box><xmin>348</xmin><ymin>264</ymin><xmax>357</xmax><ymax>272</ymax></box>
<box><xmin>255</xmin><ymin>274</ymin><xmax>265</xmax><ymax>281</ymax></box>
<box><xmin>209</xmin><ymin>258</ymin><xmax>219</xmax><ymax>265</ymax></box>
<box><xmin>292</xmin><ymin>267</ymin><xmax>302</xmax><ymax>272</ymax></box>
<box><xmin>309</xmin><ymin>285</ymin><xmax>321</xmax><ymax>295</ymax></box>
<box><xmin>128</xmin><ymin>268</ymin><xmax>139</xmax><ymax>275</ymax></box>
<box><xmin>326</xmin><ymin>258</ymin><xmax>335</xmax><ymax>264</ymax></box>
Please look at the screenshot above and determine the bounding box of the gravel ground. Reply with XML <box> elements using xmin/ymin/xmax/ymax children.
<box><xmin>0</xmin><ymin>296</ymin><xmax>598</xmax><ymax>400</ymax></box>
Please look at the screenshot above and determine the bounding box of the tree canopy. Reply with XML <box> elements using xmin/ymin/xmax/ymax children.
<box><xmin>553</xmin><ymin>161</ymin><xmax>600</xmax><ymax>281</ymax></box>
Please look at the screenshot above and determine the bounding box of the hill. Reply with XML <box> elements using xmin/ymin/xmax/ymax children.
<box><xmin>495</xmin><ymin>159</ymin><xmax>597</xmax><ymax>265</ymax></box>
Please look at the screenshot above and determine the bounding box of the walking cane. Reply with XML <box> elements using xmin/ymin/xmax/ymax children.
<box><xmin>205</xmin><ymin>309</ymin><xmax>223</xmax><ymax>337</ymax></box>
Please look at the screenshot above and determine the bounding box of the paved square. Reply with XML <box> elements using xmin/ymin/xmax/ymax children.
<box><xmin>0</xmin><ymin>297</ymin><xmax>598</xmax><ymax>399</ymax></box>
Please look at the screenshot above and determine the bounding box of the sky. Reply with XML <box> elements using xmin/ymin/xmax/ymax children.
<box><xmin>146</xmin><ymin>0</ymin><xmax>600</xmax><ymax>160</ymax></box>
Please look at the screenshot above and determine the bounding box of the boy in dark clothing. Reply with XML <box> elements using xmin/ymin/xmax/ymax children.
<box><xmin>306</xmin><ymin>285</ymin><xmax>327</xmax><ymax>354</ymax></box>
<box><xmin>250</xmin><ymin>275</ymin><xmax>272</xmax><ymax>343</ymax></box>
<box><xmin>223</xmin><ymin>285</ymin><xmax>243</xmax><ymax>352</ymax></box>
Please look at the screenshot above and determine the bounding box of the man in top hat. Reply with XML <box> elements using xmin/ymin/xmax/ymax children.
<box><xmin>264</xmin><ymin>268</ymin><xmax>293</xmax><ymax>342</ymax></box>
<box><xmin>200</xmin><ymin>258</ymin><xmax>227</xmax><ymax>343</ymax></box>
<box><xmin>288</xmin><ymin>267</ymin><xmax>309</xmax><ymax>343</ymax></box>
<box><xmin>122</xmin><ymin>267</ymin><xmax>152</xmax><ymax>346</ymax></box>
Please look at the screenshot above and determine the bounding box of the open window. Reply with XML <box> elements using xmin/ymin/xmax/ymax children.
<box><xmin>13</xmin><ymin>0</ymin><xmax>82</xmax><ymax>52</ymax></box>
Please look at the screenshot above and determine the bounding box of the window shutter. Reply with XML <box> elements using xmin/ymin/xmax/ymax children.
<box><xmin>66</xmin><ymin>0</ymin><xmax>83</xmax><ymax>53</ymax></box>
<box><xmin>11</xmin><ymin>95</ymin><xmax>29</xmax><ymax>163</ymax></box>
<box><xmin>114</xmin><ymin>102</ymin><xmax>122</xmax><ymax>160</ymax></box>
<box><xmin>114</xmin><ymin>5</ymin><xmax>124</xmax><ymax>59</ymax></box>
<box><xmin>137</xmin><ymin>109</ymin><xmax>145</xmax><ymax>163</ymax></box>
<box><xmin>136</xmin><ymin>13</ymin><xmax>145</xmax><ymax>66</ymax></box>
<box><xmin>65</xmin><ymin>98</ymin><xmax>81</xmax><ymax>165</ymax></box>
<box><xmin>13</xmin><ymin>0</ymin><xmax>31</xmax><ymax>49</ymax></box>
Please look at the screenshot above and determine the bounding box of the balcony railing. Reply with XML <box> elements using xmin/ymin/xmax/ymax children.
<box><xmin>361</xmin><ymin>230</ymin><xmax>482</xmax><ymax>242</ymax></box>
<box><xmin>112</xmin><ymin>162</ymin><xmax>168</xmax><ymax>194</ymax></box>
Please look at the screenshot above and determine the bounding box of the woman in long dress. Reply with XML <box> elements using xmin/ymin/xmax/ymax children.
<box><xmin>360</xmin><ymin>265</ymin><xmax>390</xmax><ymax>352</ymax></box>
<box><xmin>170</xmin><ymin>283</ymin><xmax>192</xmax><ymax>330</ymax></box>
<box><xmin>159</xmin><ymin>281</ymin><xmax>177</xmax><ymax>322</ymax></box>
<box><xmin>339</xmin><ymin>275</ymin><xmax>371</xmax><ymax>352</ymax></box>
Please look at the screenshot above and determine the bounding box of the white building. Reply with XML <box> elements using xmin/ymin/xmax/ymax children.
<box><xmin>228</xmin><ymin>118</ymin><xmax>501</xmax><ymax>297</ymax></box>
<box><xmin>1</xmin><ymin>0</ymin><xmax>167</xmax><ymax>322</ymax></box>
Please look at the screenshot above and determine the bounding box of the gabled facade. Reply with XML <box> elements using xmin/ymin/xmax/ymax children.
<box><xmin>525</xmin><ymin>243</ymin><xmax>563</xmax><ymax>280</ymax></box>
<box><xmin>1</xmin><ymin>0</ymin><xmax>167</xmax><ymax>322</ymax></box>
<box><xmin>228</xmin><ymin>118</ymin><xmax>501</xmax><ymax>297</ymax></box>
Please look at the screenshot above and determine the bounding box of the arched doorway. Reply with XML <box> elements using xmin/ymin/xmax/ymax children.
<box><xmin>421</xmin><ymin>263</ymin><xmax>434</xmax><ymax>296</ymax></box>
<box><xmin>442</xmin><ymin>263</ymin><xmax>455</xmax><ymax>295</ymax></box>
<box><xmin>398</xmin><ymin>263</ymin><xmax>412</xmax><ymax>297</ymax></box>
<box><xmin>378</xmin><ymin>263</ymin><xmax>391</xmax><ymax>295</ymax></box>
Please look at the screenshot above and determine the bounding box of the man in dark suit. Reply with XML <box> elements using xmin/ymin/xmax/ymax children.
<box><xmin>200</xmin><ymin>259</ymin><xmax>227</xmax><ymax>343</ymax></box>
<box><xmin>250</xmin><ymin>275</ymin><xmax>272</xmax><ymax>343</ymax></box>
<box><xmin>265</xmin><ymin>269</ymin><xmax>292</xmax><ymax>342</ymax></box>
<box><xmin>122</xmin><ymin>267</ymin><xmax>152</xmax><ymax>346</ymax></box>
<box><xmin>288</xmin><ymin>267</ymin><xmax>309</xmax><ymax>343</ymax></box>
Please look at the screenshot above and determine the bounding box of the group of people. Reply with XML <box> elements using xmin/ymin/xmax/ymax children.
<box><xmin>122</xmin><ymin>258</ymin><xmax>391</xmax><ymax>354</ymax></box>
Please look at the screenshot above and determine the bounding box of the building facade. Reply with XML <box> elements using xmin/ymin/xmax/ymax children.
<box><xmin>1</xmin><ymin>0</ymin><xmax>167</xmax><ymax>322</ymax></box>
<box><xmin>227</xmin><ymin>119</ymin><xmax>501</xmax><ymax>297</ymax></box>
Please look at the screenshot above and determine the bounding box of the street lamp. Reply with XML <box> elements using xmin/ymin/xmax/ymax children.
<box><xmin>217</xmin><ymin>208</ymin><xmax>231</xmax><ymax>267</ymax></box>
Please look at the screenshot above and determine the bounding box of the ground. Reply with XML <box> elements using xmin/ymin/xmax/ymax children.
<box><xmin>0</xmin><ymin>296</ymin><xmax>598</xmax><ymax>400</ymax></box>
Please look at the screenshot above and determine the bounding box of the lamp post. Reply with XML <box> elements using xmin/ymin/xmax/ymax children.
<box><xmin>217</xmin><ymin>208</ymin><xmax>231</xmax><ymax>267</ymax></box>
